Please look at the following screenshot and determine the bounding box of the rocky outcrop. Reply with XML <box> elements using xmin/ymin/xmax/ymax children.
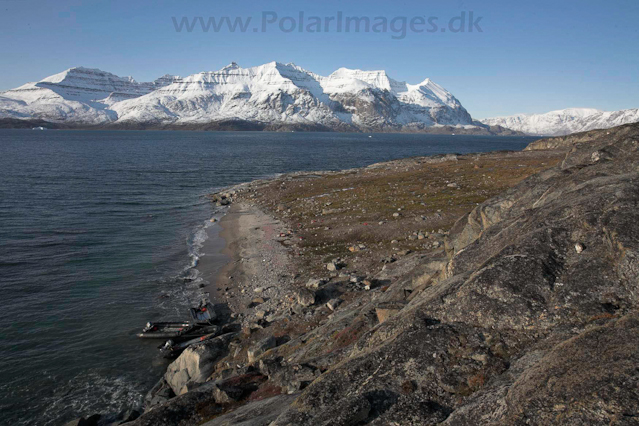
<box><xmin>165</xmin><ymin>333</ymin><xmax>236</xmax><ymax>395</ymax></box>
<box><xmin>268</xmin><ymin>123</ymin><xmax>639</xmax><ymax>424</ymax></box>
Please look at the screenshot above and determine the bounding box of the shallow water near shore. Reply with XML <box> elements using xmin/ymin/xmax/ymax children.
<box><xmin>0</xmin><ymin>130</ymin><xmax>536</xmax><ymax>425</ymax></box>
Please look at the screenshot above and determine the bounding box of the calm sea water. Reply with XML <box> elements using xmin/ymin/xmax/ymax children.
<box><xmin>0</xmin><ymin>130</ymin><xmax>537</xmax><ymax>425</ymax></box>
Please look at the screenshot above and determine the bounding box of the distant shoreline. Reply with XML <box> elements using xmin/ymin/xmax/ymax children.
<box><xmin>0</xmin><ymin>118</ymin><xmax>525</xmax><ymax>136</ymax></box>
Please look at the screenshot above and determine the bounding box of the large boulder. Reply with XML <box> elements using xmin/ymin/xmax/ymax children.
<box><xmin>165</xmin><ymin>333</ymin><xmax>236</xmax><ymax>395</ymax></box>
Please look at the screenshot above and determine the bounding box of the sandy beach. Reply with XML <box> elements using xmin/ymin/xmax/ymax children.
<box><xmin>203</xmin><ymin>202</ymin><xmax>294</xmax><ymax>328</ymax></box>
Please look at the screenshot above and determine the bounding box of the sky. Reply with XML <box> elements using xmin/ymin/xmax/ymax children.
<box><xmin>0</xmin><ymin>0</ymin><xmax>637</xmax><ymax>118</ymax></box>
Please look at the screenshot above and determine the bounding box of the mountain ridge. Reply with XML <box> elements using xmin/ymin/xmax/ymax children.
<box><xmin>481</xmin><ymin>107</ymin><xmax>639</xmax><ymax>136</ymax></box>
<box><xmin>0</xmin><ymin>63</ymin><xmax>510</xmax><ymax>134</ymax></box>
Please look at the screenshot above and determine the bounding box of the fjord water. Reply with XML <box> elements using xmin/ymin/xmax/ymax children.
<box><xmin>0</xmin><ymin>130</ymin><xmax>536</xmax><ymax>425</ymax></box>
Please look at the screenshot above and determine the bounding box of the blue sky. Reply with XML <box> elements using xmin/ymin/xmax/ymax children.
<box><xmin>0</xmin><ymin>0</ymin><xmax>637</xmax><ymax>118</ymax></box>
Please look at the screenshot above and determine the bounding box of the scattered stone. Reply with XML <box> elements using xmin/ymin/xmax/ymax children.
<box><xmin>326</xmin><ymin>259</ymin><xmax>343</xmax><ymax>271</ymax></box>
<box><xmin>305</xmin><ymin>278</ymin><xmax>325</xmax><ymax>289</ymax></box>
<box><xmin>295</xmin><ymin>288</ymin><xmax>316</xmax><ymax>307</ymax></box>
<box><xmin>392</xmin><ymin>212</ymin><xmax>401</xmax><ymax>218</ymax></box>
<box><xmin>575</xmin><ymin>243</ymin><xmax>585</xmax><ymax>253</ymax></box>
<box><xmin>326</xmin><ymin>299</ymin><xmax>341</xmax><ymax>311</ymax></box>
<box><xmin>470</xmin><ymin>353</ymin><xmax>489</xmax><ymax>364</ymax></box>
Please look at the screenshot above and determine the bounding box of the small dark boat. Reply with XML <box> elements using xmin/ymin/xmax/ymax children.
<box><xmin>137</xmin><ymin>321</ymin><xmax>220</xmax><ymax>340</ymax></box>
<box><xmin>138</xmin><ymin>300</ymin><xmax>218</xmax><ymax>339</ymax></box>
<box><xmin>137</xmin><ymin>321</ymin><xmax>195</xmax><ymax>339</ymax></box>
<box><xmin>159</xmin><ymin>331</ymin><xmax>219</xmax><ymax>358</ymax></box>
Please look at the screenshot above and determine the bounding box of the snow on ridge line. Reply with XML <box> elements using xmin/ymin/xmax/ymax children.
<box><xmin>481</xmin><ymin>107</ymin><xmax>639</xmax><ymax>136</ymax></box>
<box><xmin>0</xmin><ymin>61</ymin><xmax>475</xmax><ymax>129</ymax></box>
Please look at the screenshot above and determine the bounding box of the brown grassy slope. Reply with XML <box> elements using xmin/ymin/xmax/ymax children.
<box><xmin>233</xmin><ymin>149</ymin><xmax>563</xmax><ymax>279</ymax></box>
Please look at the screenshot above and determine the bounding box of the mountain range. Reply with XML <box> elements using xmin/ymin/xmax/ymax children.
<box><xmin>1</xmin><ymin>62</ymin><xmax>637</xmax><ymax>135</ymax></box>
<box><xmin>0</xmin><ymin>63</ymin><xmax>508</xmax><ymax>134</ymax></box>
<box><xmin>480</xmin><ymin>107</ymin><xmax>639</xmax><ymax>136</ymax></box>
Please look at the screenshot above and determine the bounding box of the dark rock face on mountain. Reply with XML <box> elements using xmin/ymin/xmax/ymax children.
<box><xmin>267</xmin><ymin>124</ymin><xmax>639</xmax><ymax>424</ymax></box>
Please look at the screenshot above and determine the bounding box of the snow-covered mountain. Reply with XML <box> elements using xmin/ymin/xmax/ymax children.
<box><xmin>0</xmin><ymin>62</ymin><xmax>488</xmax><ymax>132</ymax></box>
<box><xmin>481</xmin><ymin>108</ymin><xmax>639</xmax><ymax>136</ymax></box>
<box><xmin>0</xmin><ymin>67</ymin><xmax>180</xmax><ymax>124</ymax></box>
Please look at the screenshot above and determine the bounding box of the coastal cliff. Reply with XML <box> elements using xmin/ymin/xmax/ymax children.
<box><xmin>118</xmin><ymin>123</ymin><xmax>639</xmax><ymax>426</ymax></box>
